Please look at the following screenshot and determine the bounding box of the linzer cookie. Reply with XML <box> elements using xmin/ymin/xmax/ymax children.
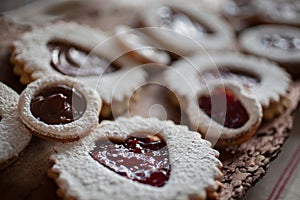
<box><xmin>140</xmin><ymin>1</ymin><xmax>234</xmax><ymax>56</ymax></box>
<box><xmin>164</xmin><ymin>52</ymin><xmax>291</xmax><ymax>120</ymax></box>
<box><xmin>186</xmin><ymin>81</ymin><xmax>262</xmax><ymax>147</ymax></box>
<box><xmin>0</xmin><ymin>82</ymin><xmax>31</xmax><ymax>170</ymax></box>
<box><xmin>18</xmin><ymin>76</ymin><xmax>101</xmax><ymax>142</ymax></box>
<box><xmin>257</xmin><ymin>0</ymin><xmax>300</xmax><ymax>27</ymax></box>
<box><xmin>239</xmin><ymin>25</ymin><xmax>300</xmax><ymax>76</ymax></box>
<box><xmin>10</xmin><ymin>22</ymin><xmax>147</xmax><ymax>117</ymax></box>
<box><xmin>48</xmin><ymin>116</ymin><xmax>222</xmax><ymax>200</ymax></box>
<box><xmin>114</xmin><ymin>25</ymin><xmax>171</xmax><ymax>65</ymax></box>
<box><xmin>10</xmin><ymin>21</ymin><xmax>110</xmax><ymax>85</ymax></box>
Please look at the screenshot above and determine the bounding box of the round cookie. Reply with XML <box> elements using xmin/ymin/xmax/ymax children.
<box><xmin>186</xmin><ymin>81</ymin><xmax>262</xmax><ymax>147</ymax></box>
<box><xmin>239</xmin><ymin>25</ymin><xmax>300</xmax><ymax>76</ymax></box>
<box><xmin>0</xmin><ymin>82</ymin><xmax>32</xmax><ymax>170</ymax></box>
<box><xmin>18</xmin><ymin>76</ymin><xmax>101</xmax><ymax>142</ymax></box>
<box><xmin>10</xmin><ymin>22</ymin><xmax>147</xmax><ymax>117</ymax></box>
<box><xmin>49</xmin><ymin>116</ymin><xmax>222</xmax><ymax>200</ymax></box>
<box><xmin>164</xmin><ymin>52</ymin><xmax>291</xmax><ymax>120</ymax></box>
<box><xmin>140</xmin><ymin>1</ymin><xmax>235</xmax><ymax>56</ymax></box>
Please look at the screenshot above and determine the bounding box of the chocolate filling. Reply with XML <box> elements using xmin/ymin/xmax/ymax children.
<box><xmin>30</xmin><ymin>84</ymin><xmax>86</xmax><ymax>125</ymax></box>
<box><xmin>198</xmin><ymin>88</ymin><xmax>249</xmax><ymax>128</ymax></box>
<box><xmin>47</xmin><ymin>41</ymin><xmax>120</xmax><ymax>77</ymax></box>
<box><xmin>201</xmin><ymin>68</ymin><xmax>260</xmax><ymax>88</ymax></box>
<box><xmin>89</xmin><ymin>132</ymin><xmax>170</xmax><ymax>187</ymax></box>
<box><xmin>157</xmin><ymin>6</ymin><xmax>214</xmax><ymax>39</ymax></box>
<box><xmin>261</xmin><ymin>34</ymin><xmax>300</xmax><ymax>51</ymax></box>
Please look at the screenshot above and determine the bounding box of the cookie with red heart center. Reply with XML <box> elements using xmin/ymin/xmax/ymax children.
<box><xmin>164</xmin><ymin>52</ymin><xmax>291</xmax><ymax>120</ymax></box>
<box><xmin>186</xmin><ymin>81</ymin><xmax>262</xmax><ymax>147</ymax></box>
<box><xmin>48</xmin><ymin>116</ymin><xmax>222</xmax><ymax>200</ymax></box>
<box><xmin>89</xmin><ymin>132</ymin><xmax>170</xmax><ymax>187</ymax></box>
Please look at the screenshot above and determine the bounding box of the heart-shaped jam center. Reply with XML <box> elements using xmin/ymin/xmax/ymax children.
<box><xmin>30</xmin><ymin>84</ymin><xmax>86</xmax><ymax>125</ymax></box>
<box><xmin>158</xmin><ymin>6</ymin><xmax>213</xmax><ymax>39</ymax></box>
<box><xmin>261</xmin><ymin>34</ymin><xmax>300</xmax><ymax>51</ymax></box>
<box><xmin>198</xmin><ymin>88</ymin><xmax>249</xmax><ymax>128</ymax></box>
<box><xmin>201</xmin><ymin>68</ymin><xmax>260</xmax><ymax>88</ymax></box>
<box><xmin>89</xmin><ymin>133</ymin><xmax>170</xmax><ymax>187</ymax></box>
<box><xmin>47</xmin><ymin>41</ymin><xmax>120</xmax><ymax>76</ymax></box>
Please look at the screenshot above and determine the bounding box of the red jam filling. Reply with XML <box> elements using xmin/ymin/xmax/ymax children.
<box><xmin>47</xmin><ymin>41</ymin><xmax>120</xmax><ymax>76</ymax></box>
<box><xmin>198</xmin><ymin>88</ymin><xmax>249</xmax><ymax>128</ymax></box>
<box><xmin>262</xmin><ymin>34</ymin><xmax>300</xmax><ymax>51</ymax></box>
<box><xmin>201</xmin><ymin>68</ymin><xmax>260</xmax><ymax>88</ymax></box>
<box><xmin>89</xmin><ymin>133</ymin><xmax>170</xmax><ymax>187</ymax></box>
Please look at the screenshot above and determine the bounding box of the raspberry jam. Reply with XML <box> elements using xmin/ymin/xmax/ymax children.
<box><xmin>198</xmin><ymin>88</ymin><xmax>249</xmax><ymax>128</ymax></box>
<box><xmin>89</xmin><ymin>133</ymin><xmax>170</xmax><ymax>187</ymax></box>
<box><xmin>201</xmin><ymin>68</ymin><xmax>260</xmax><ymax>88</ymax></box>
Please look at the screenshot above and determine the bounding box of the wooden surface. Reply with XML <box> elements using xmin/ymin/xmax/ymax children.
<box><xmin>1</xmin><ymin>2</ymin><xmax>300</xmax><ymax>199</ymax></box>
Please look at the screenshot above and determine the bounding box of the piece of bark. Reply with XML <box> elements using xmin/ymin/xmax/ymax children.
<box><xmin>218</xmin><ymin>83</ymin><xmax>300</xmax><ymax>200</ymax></box>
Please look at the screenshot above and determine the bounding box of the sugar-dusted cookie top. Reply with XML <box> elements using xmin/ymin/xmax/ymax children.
<box><xmin>186</xmin><ymin>80</ymin><xmax>262</xmax><ymax>147</ymax></box>
<box><xmin>49</xmin><ymin>116</ymin><xmax>222</xmax><ymax>200</ymax></box>
<box><xmin>164</xmin><ymin>52</ymin><xmax>291</xmax><ymax>120</ymax></box>
<box><xmin>140</xmin><ymin>1</ymin><xmax>234</xmax><ymax>55</ymax></box>
<box><xmin>239</xmin><ymin>25</ymin><xmax>300</xmax><ymax>76</ymax></box>
<box><xmin>18</xmin><ymin>76</ymin><xmax>101</xmax><ymax>142</ymax></box>
<box><xmin>0</xmin><ymin>82</ymin><xmax>32</xmax><ymax>170</ymax></box>
<box><xmin>10</xmin><ymin>22</ymin><xmax>147</xmax><ymax>110</ymax></box>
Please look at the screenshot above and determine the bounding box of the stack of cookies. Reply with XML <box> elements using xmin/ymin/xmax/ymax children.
<box><xmin>1</xmin><ymin>0</ymin><xmax>300</xmax><ymax>199</ymax></box>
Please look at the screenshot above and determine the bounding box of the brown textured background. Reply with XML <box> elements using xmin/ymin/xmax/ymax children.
<box><xmin>0</xmin><ymin>2</ymin><xmax>300</xmax><ymax>199</ymax></box>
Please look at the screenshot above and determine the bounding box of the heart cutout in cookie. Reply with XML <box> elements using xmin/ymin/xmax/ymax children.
<box><xmin>89</xmin><ymin>132</ymin><xmax>170</xmax><ymax>187</ymax></box>
<box><xmin>198</xmin><ymin>88</ymin><xmax>249</xmax><ymax>128</ymax></box>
